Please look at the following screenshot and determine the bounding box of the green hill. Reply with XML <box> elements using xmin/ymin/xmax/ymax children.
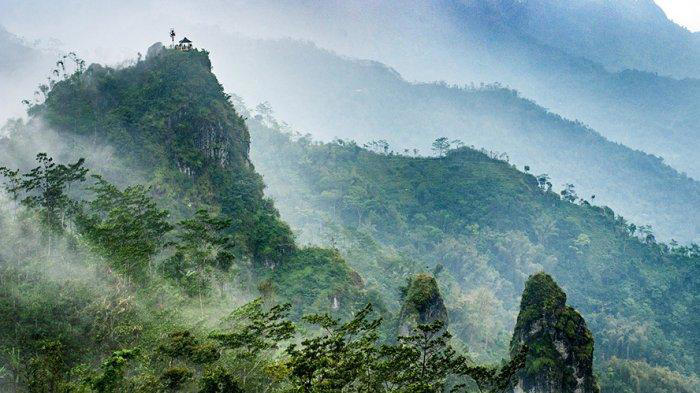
<box><xmin>0</xmin><ymin>45</ymin><xmax>384</xmax><ymax>390</ymax></box>
<box><xmin>0</xmin><ymin>43</ymin><xmax>695</xmax><ymax>392</ymax></box>
<box><xmin>248</xmin><ymin>115</ymin><xmax>699</xmax><ymax>379</ymax></box>
<box><xmin>22</xmin><ymin>44</ymin><xmax>375</xmax><ymax>316</ymax></box>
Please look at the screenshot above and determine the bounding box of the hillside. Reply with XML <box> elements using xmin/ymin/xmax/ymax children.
<box><xmin>0</xmin><ymin>42</ymin><xmax>695</xmax><ymax>392</ymax></box>
<box><xmin>214</xmin><ymin>36</ymin><xmax>700</xmax><ymax>243</ymax></box>
<box><xmin>0</xmin><ymin>41</ymin><xmax>597</xmax><ymax>393</ymax></box>
<box><xmin>0</xmin><ymin>45</ymin><xmax>385</xmax><ymax>389</ymax></box>
<box><xmin>248</xmin><ymin>117</ymin><xmax>699</xmax><ymax>380</ymax></box>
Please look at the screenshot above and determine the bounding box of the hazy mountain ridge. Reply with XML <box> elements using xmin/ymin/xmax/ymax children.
<box><xmin>216</xmin><ymin>35</ymin><xmax>699</xmax><ymax>242</ymax></box>
<box><xmin>476</xmin><ymin>0</ymin><xmax>700</xmax><ymax>78</ymax></box>
<box><xmin>0</xmin><ymin>26</ymin><xmax>55</xmax><ymax>122</ymax></box>
<box><xmin>2</xmin><ymin>0</ymin><xmax>699</xmax><ymax>175</ymax></box>
<box><xmin>170</xmin><ymin>0</ymin><xmax>700</xmax><ymax>179</ymax></box>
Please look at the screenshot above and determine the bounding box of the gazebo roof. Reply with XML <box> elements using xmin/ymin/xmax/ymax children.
<box><xmin>179</xmin><ymin>37</ymin><xmax>192</xmax><ymax>44</ymax></box>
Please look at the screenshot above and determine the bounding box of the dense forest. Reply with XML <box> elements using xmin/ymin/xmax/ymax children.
<box><xmin>247</xmin><ymin>108</ymin><xmax>699</xmax><ymax>389</ymax></box>
<box><xmin>0</xmin><ymin>45</ymin><xmax>580</xmax><ymax>393</ymax></box>
<box><xmin>0</xmin><ymin>44</ymin><xmax>696</xmax><ymax>392</ymax></box>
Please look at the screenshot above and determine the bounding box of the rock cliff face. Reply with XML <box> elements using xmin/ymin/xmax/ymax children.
<box><xmin>397</xmin><ymin>273</ymin><xmax>448</xmax><ymax>335</ymax></box>
<box><xmin>510</xmin><ymin>273</ymin><xmax>599</xmax><ymax>393</ymax></box>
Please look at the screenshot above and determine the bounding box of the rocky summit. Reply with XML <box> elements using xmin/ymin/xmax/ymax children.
<box><xmin>510</xmin><ymin>273</ymin><xmax>599</xmax><ymax>393</ymax></box>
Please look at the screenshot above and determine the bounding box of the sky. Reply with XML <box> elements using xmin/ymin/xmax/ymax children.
<box><xmin>655</xmin><ymin>0</ymin><xmax>700</xmax><ymax>31</ymax></box>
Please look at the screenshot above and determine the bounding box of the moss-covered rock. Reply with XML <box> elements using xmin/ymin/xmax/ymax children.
<box><xmin>397</xmin><ymin>273</ymin><xmax>448</xmax><ymax>335</ymax></box>
<box><xmin>510</xmin><ymin>272</ymin><xmax>598</xmax><ymax>393</ymax></box>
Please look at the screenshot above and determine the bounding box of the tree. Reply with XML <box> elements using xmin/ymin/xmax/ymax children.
<box><xmin>0</xmin><ymin>153</ymin><xmax>88</xmax><ymax>259</ymax></box>
<box><xmin>79</xmin><ymin>175</ymin><xmax>172</xmax><ymax>280</ymax></box>
<box><xmin>199</xmin><ymin>366</ymin><xmax>243</xmax><ymax>393</ymax></box>
<box><xmin>210</xmin><ymin>299</ymin><xmax>295</xmax><ymax>389</ymax></box>
<box><xmin>254</xmin><ymin>101</ymin><xmax>276</xmax><ymax>127</ymax></box>
<box><xmin>26</xmin><ymin>340</ymin><xmax>67</xmax><ymax>393</ymax></box>
<box><xmin>284</xmin><ymin>305</ymin><xmax>526</xmax><ymax>393</ymax></box>
<box><xmin>286</xmin><ymin>303</ymin><xmax>382</xmax><ymax>392</ymax></box>
<box><xmin>377</xmin><ymin>320</ymin><xmax>461</xmax><ymax>393</ymax></box>
<box><xmin>211</xmin><ymin>299</ymin><xmax>295</xmax><ymax>358</ymax></box>
<box><xmin>89</xmin><ymin>349</ymin><xmax>138</xmax><ymax>393</ymax></box>
<box><xmin>535</xmin><ymin>174</ymin><xmax>551</xmax><ymax>192</ymax></box>
<box><xmin>431</xmin><ymin>137</ymin><xmax>451</xmax><ymax>157</ymax></box>
<box><xmin>163</xmin><ymin>209</ymin><xmax>237</xmax><ymax>297</ymax></box>
<box><xmin>365</xmin><ymin>140</ymin><xmax>391</xmax><ymax>155</ymax></box>
<box><xmin>560</xmin><ymin>183</ymin><xmax>578</xmax><ymax>203</ymax></box>
<box><xmin>0</xmin><ymin>153</ymin><xmax>88</xmax><ymax>231</ymax></box>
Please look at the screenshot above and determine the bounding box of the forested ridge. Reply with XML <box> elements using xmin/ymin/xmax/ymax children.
<box><xmin>0</xmin><ymin>44</ymin><xmax>696</xmax><ymax>393</ymax></box>
<box><xmin>214</xmin><ymin>35</ymin><xmax>700</xmax><ymax>243</ymax></box>
<box><xmin>247</xmin><ymin>112</ymin><xmax>699</xmax><ymax>389</ymax></box>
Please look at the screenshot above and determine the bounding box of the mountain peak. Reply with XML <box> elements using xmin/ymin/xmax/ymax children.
<box><xmin>510</xmin><ymin>272</ymin><xmax>598</xmax><ymax>393</ymax></box>
<box><xmin>37</xmin><ymin>43</ymin><xmax>250</xmax><ymax>179</ymax></box>
<box><xmin>398</xmin><ymin>273</ymin><xmax>448</xmax><ymax>335</ymax></box>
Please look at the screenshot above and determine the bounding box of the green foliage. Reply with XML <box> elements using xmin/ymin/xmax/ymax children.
<box><xmin>401</xmin><ymin>274</ymin><xmax>440</xmax><ymax>308</ymax></box>
<box><xmin>79</xmin><ymin>175</ymin><xmax>172</xmax><ymax>280</ymax></box>
<box><xmin>211</xmin><ymin>299</ymin><xmax>295</xmax><ymax>357</ymax></box>
<box><xmin>286</xmin><ymin>304</ymin><xmax>383</xmax><ymax>392</ymax></box>
<box><xmin>199</xmin><ymin>366</ymin><xmax>242</xmax><ymax>393</ymax></box>
<box><xmin>26</xmin><ymin>340</ymin><xmax>68</xmax><ymax>393</ymax></box>
<box><xmin>514</xmin><ymin>273</ymin><xmax>567</xmax><ymax>329</ymax></box>
<box><xmin>159</xmin><ymin>331</ymin><xmax>220</xmax><ymax>365</ymax></box>
<box><xmin>0</xmin><ymin>153</ymin><xmax>88</xmax><ymax>230</ymax></box>
<box><xmin>598</xmin><ymin>357</ymin><xmax>700</xmax><ymax>393</ymax></box>
<box><xmin>90</xmin><ymin>349</ymin><xmax>138</xmax><ymax>393</ymax></box>
<box><xmin>286</xmin><ymin>304</ymin><xmax>524</xmax><ymax>393</ymax></box>
<box><xmin>397</xmin><ymin>274</ymin><xmax>448</xmax><ymax>336</ymax></box>
<box><xmin>378</xmin><ymin>321</ymin><xmax>461</xmax><ymax>392</ymax></box>
<box><xmin>269</xmin><ymin>247</ymin><xmax>375</xmax><ymax>319</ymax></box>
<box><xmin>160</xmin><ymin>366</ymin><xmax>194</xmax><ymax>390</ymax></box>
<box><xmin>163</xmin><ymin>209</ymin><xmax>237</xmax><ymax>296</ymax></box>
